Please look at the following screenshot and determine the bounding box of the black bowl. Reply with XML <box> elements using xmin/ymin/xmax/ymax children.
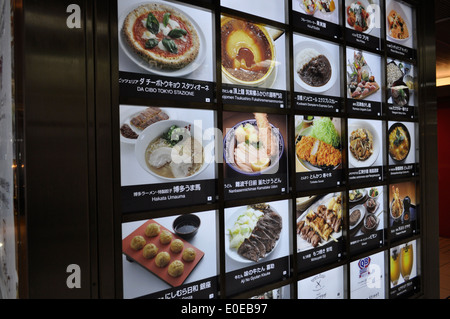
<box><xmin>172</xmin><ymin>214</ymin><xmax>201</xmax><ymax>239</ymax></box>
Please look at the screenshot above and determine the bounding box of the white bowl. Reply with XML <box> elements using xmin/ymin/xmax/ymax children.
<box><xmin>135</xmin><ymin>120</ymin><xmax>209</xmax><ymax>181</ymax></box>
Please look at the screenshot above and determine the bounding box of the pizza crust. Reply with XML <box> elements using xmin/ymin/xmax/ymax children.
<box><xmin>122</xmin><ymin>3</ymin><xmax>200</xmax><ymax>70</ymax></box>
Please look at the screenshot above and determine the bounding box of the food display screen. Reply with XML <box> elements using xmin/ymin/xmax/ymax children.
<box><xmin>120</xmin><ymin>106</ymin><xmax>217</xmax><ymax>213</ymax></box>
<box><xmin>347</xmin><ymin>118</ymin><xmax>385</xmax><ymax>183</ymax></box>
<box><xmin>296</xmin><ymin>192</ymin><xmax>344</xmax><ymax>272</ymax></box>
<box><xmin>292</xmin><ymin>0</ymin><xmax>341</xmax><ymax>39</ymax></box>
<box><xmin>387</xmin><ymin>121</ymin><xmax>418</xmax><ymax>178</ymax></box>
<box><xmin>220</xmin><ymin>15</ymin><xmax>288</xmax><ymax>109</ymax></box>
<box><xmin>346</xmin><ymin>48</ymin><xmax>383</xmax><ymax>116</ymax></box>
<box><xmin>298</xmin><ymin>266</ymin><xmax>345</xmax><ymax>299</ymax></box>
<box><xmin>345</xmin><ymin>0</ymin><xmax>381</xmax><ymax>51</ymax></box>
<box><xmin>385</xmin><ymin>0</ymin><xmax>416</xmax><ymax>60</ymax></box>
<box><xmin>387</xmin><ymin>58</ymin><xmax>417</xmax><ymax>119</ymax></box>
<box><xmin>122</xmin><ymin>210</ymin><xmax>218</xmax><ymax>299</ymax></box>
<box><xmin>390</xmin><ymin>240</ymin><xmax>420</xmax><ymax>298</ymax></box>
<box><xmin>350</xmin><ymin>251</ymin><xmax>386</xmax><ymax>299</ymax></box>
<box><xmin>223</xmin><ymin>112</ymin><xmax>288</xmax><ymax>201</ymax></box>
<box><xmin>349</xmin><ymin>186</ymin><xmax>386</xmax><ymax>255</ymax></box>
<box><xmin>224</xmin><ymin>200</ymin><xmax>291</xmax><ymax>296</ymax></box>
<box><xmin>117</xmin><ymin>0</ymin><xmax>215</xmax><ymax>104</ymax></box>
<box><xmin>295</xmin><ymin>116</ymin><xmax>343</xmax><ymax>190</ymax></box>
<box><xmin>389</xmin><ymin>181</ymin><xmax>418</xmax><ymax>241</ymax></box>
<box><xmin>293</xmin><ymin>33</ymin><xmax>342</xmax><ymax>113</ymax></box>
<box><xmin>115</xmin><ymin>0</ymin><xmax>422</xmax><ymax>300</ymax></box>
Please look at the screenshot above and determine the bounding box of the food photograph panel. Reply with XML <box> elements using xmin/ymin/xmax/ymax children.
<box><xmin>389</xmin><ymin>180</ymin><xmax>418</xmax><ymax>241</ymax></box>
<box><xmin>220</xmin><ymin>15</ymin><xmax>288</xmax><ymax>108</ymax></box>
<box><xmin>223</xmin><ymin>111</ymin><xmax>288</xmax><ymax>201</ymax></box>
<box><xmin>346</xmin><ymin>48</ymin><xmax>382</xmax><ymax>116</ymax></box>
<box><xmin>297</xmin><ymin>266</ymin><xmax>345</xmax><ymax>299</ymax></box>
<box><xmin>120</xmin><ymin>106</ymin><xmax>217</xmax><ymax>213</ymax></box>
<box><xmin>122</xmin><ymin>210</ymin><xmax>219</xmax><ymax>299</ymax></box>
<box><xmin>295</xmin><ymin>115</ymin><xmax>344</xmax><ymax>190</ymax></box>
<box><xmin>291</xmin><ymin>0</ymin><xmax>341</xmax><ymax>39</ymax></box>
<box><xmin>117</xmin><ymin>0</ymin><xmax>215</xmax><ymax>102</ymax></box>
<box><xmin>386</xmin><ymin>58</ymin><xmax>417</xmax><ymax>119</ymax></box>
<box><xmin>349</xmin><ymin>185</ymin><xmax>386</xmax><ymax>255</ymax></box>
<box><xmin>385</xmin><ymin>0</ymin><xmax>416</xmax><ymax>59</ymax></box>
<box><xmin>350</xmin><ymin>251</ymin><xmax>386</xmax><ymax>299</ymax></box>
<box><xmin>251</xmin><ymin>285</ymin><xmax>292</xmax><ymax>299</ymax></box>
<box><xmin>345</xmin><ymin>0</ymin><xmax>381</xmax><ymax>51</ymax></box>
<box><xmin>224</xmin><ymin>200</ymin><xmax>291</xmax><ymax>296</ymax></box>
<box><xmin>296</xmin><ymin>192</ymin><xmax>345</xmax><ymax>272</ymax></box>
<box><xmin>388</xmin><ymin>121</ymin><xmax>417</xmax><ymax>178</ymax></box>
<box><xmin>347</xmin><ymin>118</ymin><xmax>384</xmax><ymax>183</ymax></box>
<box><xmin>293</xmin><ymin>33</ymin><xmax>342</xmax><ymax>112</ymax></box>
<box><xmin>220</xmin><ymin>0</ymin><xmax>287</xmax><ymax>24</ymax></box>
<box><xmin>389</xmin><ymin>240</ymin><xmax>420</xmax><ymax>298</ymax></box>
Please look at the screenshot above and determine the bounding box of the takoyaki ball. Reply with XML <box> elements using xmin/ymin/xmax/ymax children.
<box><xmin>168</xmin><ymin>260</ymin><xmax>184</xmax><ymax>278</ymax></box>
<box><xmin>142</xmin><ymin>243</ymin><xmax>158</xmax><ymax>259</ymax></box>
<box><xmin>170</xmin><ymin>239</ymin><xmax>184</xmax><ymax>253</ymax></box>
<box><xmin>145</xmin><ymin>223</ymin><xmax>160</xmax><ymax>237</ymax></box>
<box><xmin>155</xmin><ymin>252</ymin><xmax>171</xmax><ymax>268</ymax></box>
<box><xmin>159</xmin><ymin>230</ymin><xmax>173</xmax><ymax>245</ymax></box>
<box><xmin>182</xmin><ymin>247</ymin><xmax>196</xmax><ymax>262</ymax></box>
<box><xmin>130</xmin><ymin>235</ymin><xmax>146</xmax><ymax>251</ymax></box>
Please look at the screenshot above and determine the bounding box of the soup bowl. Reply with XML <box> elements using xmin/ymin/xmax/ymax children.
<box><xmin>135</xmin><ymin>120</ymin><xmax>210</xmax><ymax>181</ymax></box>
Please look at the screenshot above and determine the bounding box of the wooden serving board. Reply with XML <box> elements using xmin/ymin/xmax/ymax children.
<box><xmin>122</xmin><ymin>219</ymin><xmax>204</xmax><ymax>287</ymax></box>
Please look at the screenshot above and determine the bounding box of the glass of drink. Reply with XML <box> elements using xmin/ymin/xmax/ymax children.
<box><xmin>400</xmin><ymin>243</ymin><xmax>414</xmax><ymax>281</ymax></box>
<box><xmin>390</xmin><ymin>247</ymin><xmax>400</xmax><ymax>286</ymax></box>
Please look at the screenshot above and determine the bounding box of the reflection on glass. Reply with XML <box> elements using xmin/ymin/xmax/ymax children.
<box><xmin>390</xmin><ymin>248</ymin><xmax>400</xmax><ymax>286</ymax></box>
<box><xmin>400</xmin><ymin>243</ymin><xmax>414</xmax><ymax>281</ymax></box>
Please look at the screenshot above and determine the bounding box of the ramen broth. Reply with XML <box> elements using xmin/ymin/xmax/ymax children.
<box><xmin>145</xmin><ymin>136</ymin><xmax>204</xmax><ymax>178</ymax></box>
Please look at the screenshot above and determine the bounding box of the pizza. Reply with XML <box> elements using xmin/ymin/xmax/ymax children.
<box><xmin>122</xmin><ymin>3</ymin><xmax>200</xmax><ymax>70</ymax></box>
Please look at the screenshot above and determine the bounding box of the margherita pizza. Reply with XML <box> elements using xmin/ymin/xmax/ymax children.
<box><xmin>122</xmin><ymin>3</ymin><xmax>200</xmax><ymax>70</ymax></box>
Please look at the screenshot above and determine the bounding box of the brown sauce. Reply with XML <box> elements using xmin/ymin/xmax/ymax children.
<box><xmin>299</xmin><ymin>55</ymin><xmax>332</xmax><ymax>87</ymax></box>
<box><xmin>221</xmin><ymin>19</ymin><xmax>272</xmax><ymax>82</ymax></box>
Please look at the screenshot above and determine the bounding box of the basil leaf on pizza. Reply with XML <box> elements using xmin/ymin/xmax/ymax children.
<box><xmin>122</xmin><ymin>3</ymin><xmax>200</xmax><ymax>70</ymax></box>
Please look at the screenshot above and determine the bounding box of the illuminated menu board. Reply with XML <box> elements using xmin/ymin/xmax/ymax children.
<box><xmin>385</xmin><ymin>0</ymin><xmax>416</xmax><ymax>60</ymax></box>
<box><xmin>117</xmin><ymin>1</ymin><xmax>215</xmax><ymax>104</ymax></box>
<box><xmin>122</xmin><ymin>211</ymin><xmax>219</xmax><ymax>299</ymax></box>
<box><xmin>223</xmin><ymin>112</ymin><xmax>288</xmax><ymax>201</ymax></box>
<box><xmin>349</xmin><ymin>186</ymin><xmax>386</xmax><ymax>255</ymax></box>
<box><xmin>347</xmin><ymin>118</ymin><xmax>385</xmax><ymax>183</ymax></box>
<box><xmin>296</xmin><ymin>192</ymin><xmax>344</xmax><ymax>272</ymax></box>
<box><xmin>295</xmin><ymin>116</ymin><xmax>343</xmax><ymax>190</ymax></box>
<box><xmin>224</xmin><ymin>200</ymin><xmax>291</xmax><ymax>296</ymax></box>
<box><xmin>350</xmin><ymin>251</ymin><xmax>386</xmax><ymax>299</ymax></box>
<box><xmin>114</xmin><ymin>0</ymin><xmax>422</xmax><ymax>300</ymax></box>
<box><xmin>119</xmin><ymin>106</ymin><xmax>217</xmax><ymax>213</ymax></box>
<box><xmin>221</xmin><ymin>15</ymin><xmax>288</xmax><ymax>109</ymax></box>
<box><xmin>390</xmin><ymin>240</ymin><xmax>420</xmax><ymax>298</ymax></box>
<box><xmin>292</xmin><ymin>0</ymin><xmax>341</xmax><ymax>39</ymax></box>
<box><xmin>293</xmin><ymin>33</ymin><xmax>342</xmax><ymax>113</ymax></box>
<box><xmin>345</xmin><ymin>0</ymin><xmax>382</xmax><ymax>51</ymax></box>
<box><xmin>298</xmin><ymin>266</ymin><xmax>345</xmax><ymax>299</ymax></box>
<box><xmin>389</xmin><ymin>180</ymin><xmax>418</xmax><ymax>241</ymax></box>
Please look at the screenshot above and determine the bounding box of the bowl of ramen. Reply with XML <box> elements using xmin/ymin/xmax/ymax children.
<box><xmin>221</xmin><ymin>16</ymin><xmax>276</xmax><ymax>87</ymax></box>
<box><xmin>135</xmin><ymin>120</ymin><xmax>209</xmax><ymax>181</ymax></box>
<box><xmin>223</xmin><ymin>113</ymin><xmax>284</xmax><ymax>176</ymax></box>
<box><xmin>388</xmin><ymin>122</ymin><xmax>411</xmax><ymax>163</ymax></box>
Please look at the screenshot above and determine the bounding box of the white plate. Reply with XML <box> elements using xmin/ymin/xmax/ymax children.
<box><xmin>386</xmin><ymin>0</ymin><xmax>410</xmax><ymax>43</ymax></box>
<box><xmin>345</xmin><ymin>0</ymin><xmax>376</xmax><ymax>35</ymax></box>
<box><xmin>349</xmin><ymin>188</ymin><xmax>367</xmax><ymax>203</ymax></box>
<box><xmin>294</xmin><ymin>40</ymin><xmax>338</xmax><ymax>93</ymax></box>
<box><xmin>119</xmin><ymin>106</ymin><xmax>175</xmax><ymax>144</ymax></box>
<box><xmin>349</xmin><ymin>204</ymin><xmax>365</xmax><ymax>230</ymax></box>
<box><xmin>348</xmin><ymin>120</ymin><xmax>380</xmax><ymax>168</ymax></box>
<box><xmin>296</xmin><ymin>193</ymin><xmax>343</xmax><ymax>252</ymax></box>
<box><xmin>118</xmin><ymin>1</ymin><xmax>207</xmax><ymax>77</ymax></box>
<box><xmin>225</xmin><ymin>206</ymin><xmax>281</xmax><ymax>264</ymax></box>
